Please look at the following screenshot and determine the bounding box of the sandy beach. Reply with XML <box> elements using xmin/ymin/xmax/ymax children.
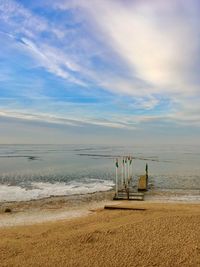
<box><xmin>1</xmin><ymin>0</ymin><xmax>200</xmax><ymax>265</ymax></box>
<box><xmin>0</xmin><ymin>195</ymin><xmax>199</xmax><ymax>267</ymax></box>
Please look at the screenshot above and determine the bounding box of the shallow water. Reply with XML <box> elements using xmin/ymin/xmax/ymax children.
<box><xmin>0</xmin><ymin>144</ymin><xmax>199</xmax><ymax>201</ymax></box>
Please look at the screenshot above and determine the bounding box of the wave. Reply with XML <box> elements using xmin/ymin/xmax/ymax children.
<box><xmin>0</xmin><ymin>179</ymin><xmax>114</xmax><ymax>202</ymax></box>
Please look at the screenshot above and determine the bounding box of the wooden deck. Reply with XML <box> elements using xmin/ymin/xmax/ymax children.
<box><xmin>113</xmin><ymin>189</ymin><xmax>144</xmax><ymax>201</ymax></box>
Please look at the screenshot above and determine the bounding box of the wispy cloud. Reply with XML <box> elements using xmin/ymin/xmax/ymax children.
<box><xmin>0</xmin><ymin>0</ymin><xmax>87</xmax><ymax>86</ymax></box>
<box><xmin>1</xmin><ymin>0</ymin><xmax>200</xmax><ymax>143</ymax></box>
<box><xmin>0</xmin><ymin>0</ymin><xmax>48</xmax><ymax>37</ymax></box>
<box><xmin>49</xmin><ymin>0</ymin><xmax>200</xmax><ymax>112</ymax></box>
<box><xmin>20</xmin><ymin>38</ymin><xmax>86</xmax><ymax>86</ymax></box>
<box><xmin>76</xmin><ymin>0</ymin><xmax>200</xmax><ymax>92</ymax></box>
<box><xmin>0</xmin><ymin>110</ymin><xmax>131</xmax><ymax>129</ymax></box>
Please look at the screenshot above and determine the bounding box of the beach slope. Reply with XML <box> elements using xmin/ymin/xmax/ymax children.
<box><xmin>0</xmin><ymin>202</ymin><xmax>199</xmax><ymax>267</ymax></box>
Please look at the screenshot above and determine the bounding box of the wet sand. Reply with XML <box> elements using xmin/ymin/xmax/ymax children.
<box><xmin>0</xmin><ymin>198</ymin><xmax>199</xmax><ymax>267</ymax></box>
<box><xmin>0</xmin><ymin>191</ymin><xmax>114</xmax><ymax>227</ymax></box>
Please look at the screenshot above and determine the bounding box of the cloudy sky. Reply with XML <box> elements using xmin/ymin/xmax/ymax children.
<box><xmin>0</xmin><ymin>0</ymin><xmax>200</xmax><ymax>144</ymax></box>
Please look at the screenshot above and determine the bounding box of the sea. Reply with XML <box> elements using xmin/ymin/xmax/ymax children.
<box><xmin>0</xmin><ymin>144</ymin><xmax>199</xmax><ymax>202</ymax></box>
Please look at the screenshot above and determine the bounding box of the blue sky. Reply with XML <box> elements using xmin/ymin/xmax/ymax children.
<box><xmin>0</xmin><ymin>0</ymin><xmax>200</xmax><ymax>144</ymax></box>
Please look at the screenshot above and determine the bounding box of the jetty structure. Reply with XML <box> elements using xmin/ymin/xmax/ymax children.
<box><xmin>113</xmin><ymin>157</ymin><xmax>148</xmax><ymax>201</ymax></box>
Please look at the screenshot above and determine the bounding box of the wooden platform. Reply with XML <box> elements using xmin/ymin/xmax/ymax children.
<box><xmin>113</xmin><ymin>190</ymin><xmax>144</xmax><ymax>201</ymax></box>
<box><xmin>138</xmin><ymin>174</ymin><xmax>148</xmax><ymax>191</ymax></box>
<box><xmin>104</xmin><ymin>205</ymin><xmax>146</xmax><ymax>210</ymax></box>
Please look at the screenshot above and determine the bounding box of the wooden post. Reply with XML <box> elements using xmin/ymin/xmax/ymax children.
<box><xmin>146</xmin><ymin>163</ymin><xmax>148</xmax><ymax>182</ymax></box>
<box><xmin>127</xmin><ymin>187</ymin><xmax>129</xmax><ymax>200</ymax></box>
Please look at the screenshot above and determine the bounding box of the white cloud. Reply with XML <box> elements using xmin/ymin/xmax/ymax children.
<box><xmin>2</xmin><ymin>0</ymin><xmax>200</xmax><ymax>97</ymax></box>
<box><xmin>78</xmin><ymin>0</ymin><xmax>200</xmax><ymax>95</ymax></box>
<box><xmin>1</xmin><ymin>0</ymin><xmax>200</xmax><ymax>135</ymax></box>
<box><xmin>55</xmin><ymin>0</ymin><xmax>200</xmax><ymax>126</ymax></box>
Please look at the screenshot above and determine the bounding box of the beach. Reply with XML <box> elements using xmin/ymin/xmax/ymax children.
<box><xmin>1</xmin><ymin>0</ymin><xmax>200</xmax><ymax>265</ymax></box>
<box><xmin>0</xmin><ymin>144</ymin><xmax>200</xmax><ymax>266</ymax></box>
<box><xmin>0</xmin><ymin>193</ymin><xmax>199</xmax><ymax>267</ymax></box>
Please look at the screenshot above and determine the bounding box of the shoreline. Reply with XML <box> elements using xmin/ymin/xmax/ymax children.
<box><xmin>0</xmin><ymin>189</ymin><xmax>200</xmax><ymax>228</ymax></box>
<box><xmin>0</xmin><ymin>190</ymin><xmax>114</xmax><ymax>212</ymax></box>
<box><xmin>0</xmin><ymin>190</ymin><xmax>114</xmax><ymax>228</ymax></box>
<box><xmin>1</xmin><ymin>187</ymin><xmax>199</xmax><ymax>206</ymax></box>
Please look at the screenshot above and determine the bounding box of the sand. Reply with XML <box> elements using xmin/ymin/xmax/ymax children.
<box><xmin>0</xmin><ymin>191</ymin><xmax>114</xmax><ymax>227</ymax></box>
<box><xmin>0</xmin><ymin>201</ymin><xmax>199</xmax><ymax>267</ymax></box>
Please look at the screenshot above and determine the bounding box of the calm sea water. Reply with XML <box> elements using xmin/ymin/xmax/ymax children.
<box><xmin>0</xmin><ymin>144</ymin><xmax>199</xmax><ymax>202</ymax></box>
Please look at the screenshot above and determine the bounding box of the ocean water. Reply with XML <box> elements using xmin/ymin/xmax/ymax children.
<box><xmin>0</xmin><ymin>144</ymin><xmax>199</xmax><ymax>202</ymax></box>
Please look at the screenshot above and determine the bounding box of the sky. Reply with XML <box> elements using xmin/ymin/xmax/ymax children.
<box><xmin>0</xmin><ymin>0</ymin><xmax>200</xmax><ymax>145</ymax></box>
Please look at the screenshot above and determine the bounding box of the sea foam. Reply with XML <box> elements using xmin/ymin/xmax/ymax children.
<box><xmin>0</xmin><ymin>180</ymin><xmax>114</xmax><ymax>202</ymax></box>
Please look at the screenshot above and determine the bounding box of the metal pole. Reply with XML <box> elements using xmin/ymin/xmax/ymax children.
<box><xmin>126</xmin><ymin>157</ymin><xmax>129</xmax><ymax>186</ymax></box>
<box><xmin>115</xmin><ymin>158</ymin><xmax>118</xmax><ymax>196</ymax></box>
<box><xmin>131</xmin><ymin>157</ymin><xmax>133</xmax><ymax>183</ymax></box>
<box><xmin>116</xmin><ymin>166</ymin><xmax>118</xmax><ymax>196</ymax></box>
<box><xmin>128</xmin><ymin>156</ymin><xmax>130</xmax><ymax>185</ymax></box>
<box><xmin>129</xmin><ymin>156</ymin><xmax>132</xmax><ymax>184</ymax></box>
<box><xmin>121</xmin><ymin>158</ymin><xmax>124</xmax><ymax>188</ymax></box>
<box><xmin>124</xmin><ymin>157</ymin><xmax>127</xmax><ymax>187</ymax></box>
